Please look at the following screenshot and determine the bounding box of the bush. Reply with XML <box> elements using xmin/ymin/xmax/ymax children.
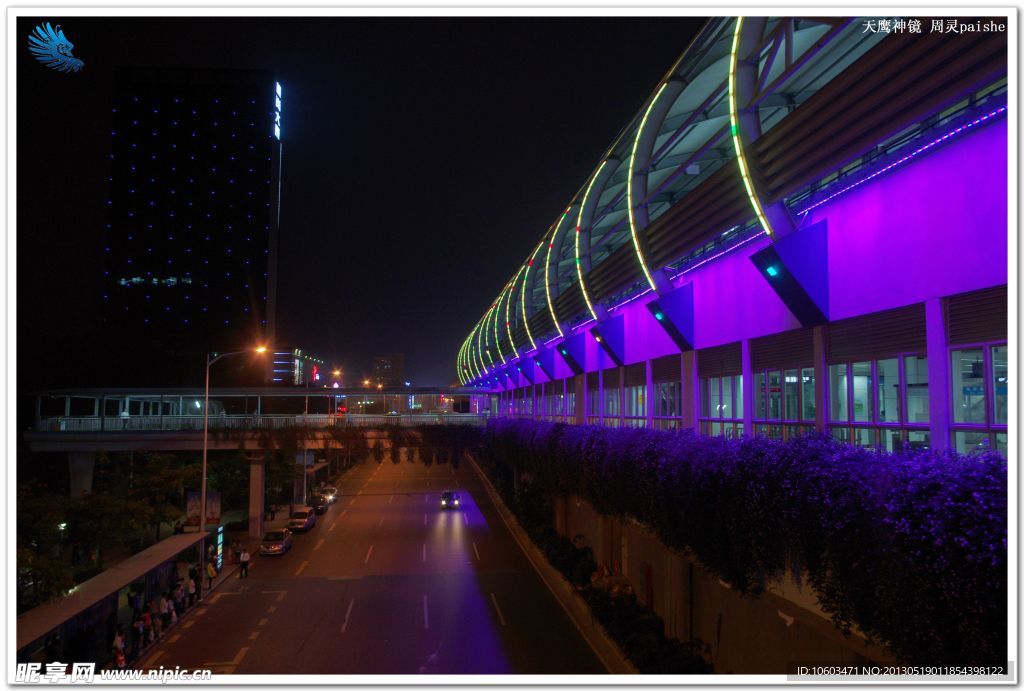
<box><xmin>479</xmin><ymin>418</ymin><xmax>1007</xmax><ymax>666</ymax></box>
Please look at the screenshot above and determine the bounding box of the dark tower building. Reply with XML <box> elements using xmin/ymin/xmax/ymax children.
<box><xmin>372</xmin><ymin>353</ymin><xmax>406</xmax><ymax>387</ymax></box>
<box><xmin>101</xmin><ymin>67</ymin><xmax>282</xmax><ymax>385</ymax></box>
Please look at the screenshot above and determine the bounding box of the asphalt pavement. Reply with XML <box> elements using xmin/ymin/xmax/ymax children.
<box><xmin>136</xmin><ymin>456</ymin><xmax>606</xmax><ymax>675</ymax></box>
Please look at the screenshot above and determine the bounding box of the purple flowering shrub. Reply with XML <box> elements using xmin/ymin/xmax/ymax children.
<box><xmin>480</xmin><ymin>418</ymin><xmax>1007</xmax><ymax>665</ymax></box>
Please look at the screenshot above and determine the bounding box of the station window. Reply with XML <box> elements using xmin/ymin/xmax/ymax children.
<box><xmin>603</xmin><ymin>369</ymin><xmax>621</xmax><ymax>427</ymax></box>
<box><xmin>950</xmin><ymin>344</ymin><xmax>1007</xmax><ymax>455</ymax></box>
<box><xmin>623</xmin><ymin>364</ymin><xmax>647</xmax><ymax>428</ymax></box>
<box><xmin>828</xmin><ymin>355</ymin><xmax>929</xmax><ymax>451</ymax></box>
<box><xmin>752</xmin><ymin>367</ymin><xmax>815</xmax><ymax>440</ymax></box>
<box><xmin>700</xmin><ymin>374</ymin><xmax>743</xmax><ymax>438</ymax></box>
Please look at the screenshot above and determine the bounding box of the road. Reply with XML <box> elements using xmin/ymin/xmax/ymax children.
<box><xmin>138</xmin><ymin>456</ymin><xmax>606</xmax><ymax>675</ymax></box>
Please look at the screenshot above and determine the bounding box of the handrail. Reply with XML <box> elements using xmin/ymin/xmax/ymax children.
<box><xmin>36</xmin><ymin>413</ymin><xmax>490</xmax><ymax>433</ymax></box>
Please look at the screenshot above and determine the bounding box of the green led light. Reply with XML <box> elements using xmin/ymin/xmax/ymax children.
<box><xmin>627</xmin><ymin>82</ymin><xmax>668</xmax><ymax>293</ymax></box>
<box><xmin>655</xmin><ymin>311</ymin><xmax>665</xmax><ymax>321</ymax></box>
<box><xmin>765</xmin><ymin>264</ymin><xmax>779</xmax><ymax>277</ymax></box>
<box><xmin>576</xmin><ymin>160</ymin><xmax>608</xmax><ymax>320</ymax></box>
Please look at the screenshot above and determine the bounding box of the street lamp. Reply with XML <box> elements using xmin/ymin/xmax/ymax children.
<box><xmin>200</xmin><ymin>345</ymin><xmax>267</xmax><ymax>592</ymax></box>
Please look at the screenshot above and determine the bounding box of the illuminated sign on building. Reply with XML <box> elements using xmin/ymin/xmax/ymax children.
<box><xmin>274</xmin><ymin>82</ymin><xmax>282</xmax><ymax>140</ymax></box>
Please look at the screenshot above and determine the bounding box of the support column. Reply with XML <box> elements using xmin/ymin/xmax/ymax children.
<box><xmin>741</xmin><ymin>339</ymin><xmax>753</xmax><ymax>435</ymax></box>
<box><xmin>68</xmin><ymin>452</ymin><xmax>95</xmax><ymax>498</ymax></box>
<box><xmin>293</xmin><ymin>450</ymin><xmax>310</xmax><ymax>506</ymax></box>
<box><xmin>574</xmin><ymin>374</ymin><xmax>585</xmax><ymax>425</ymax></box>
<box><xmin>681</xmin><ymin>351</ymin><xmax>699</xmax><ymax>432</ymax></box>
<box><xmin>813</xmin><ymin>325</ymin><xmax>828</xmax><ymax>433</ymax></box>
<box><xmin>645</xmin><ymin>359</ymin><xmax>655</xmax><ymax>428</ymax></box>
<box><xmin>925</xmin><ymin>298</ymin><xmax>951</xmax><ymax>452</ymax></box>
<box><xmin>248</xmin><ymin>455</ymin><xmax>266</xmax><ymax>539</ymax></box>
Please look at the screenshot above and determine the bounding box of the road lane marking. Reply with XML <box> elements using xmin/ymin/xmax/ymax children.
<box><xmin>182</xmin><ymin>620</ymin><xmax>195</xmax><ymax>629</ymax></box>
<box><xmin>340</xmin><ymin>509</ymin><xmax>348</xmax><ymax>518</ymax></box>
<box><xmin>455</xmin><ymin>479</ymin><xmax>460</xmax><ymax>487</ymax></box>
<box><xmin>490</xmin><ymin>593</ymin><xmax>507</xmax><ymax>627</ymax></box>
<box><xmin>330</xmin><ymin>521</ymin><xmax>337</xmax><ymax>532</ymax></box>
<box><xmin>423</xmin><ymin>596</ymin><xmax>429</xmax><ymax>629</ymax></box>
<box><xmin>423</xmin><ymin>513</ymin><xmax>427</xmax><ymax>526</ymax></box>
<box><xmin>258</xmin><ymin>617</ymin><xmax>269</xmax><ymax>626</ymax></box>
<box><xmin>167</xmin><ymin>634</ymin><xmax>181</xmax><ymax>643</ymax></box>
<box><xmin>388</xmin><ymin>495</ymin><xmax>394</xmax><ymax>504</ymax></box>
<box><xmin>424</xmin><ymin>495</ymin><xmax>427</xmax><ymax>504</ymax></box>
<box><xmin>314</xmin><ymin>538</ymin><xmax>325</xmax><ymax>551</ymax></box>
<box><xmin>463</xmin><ymin>513</ymin><xmax>469</xmax><ymax>525</ymax></box>
<box><xmin>261</xmin><ymin>590</ymin><xmax>287</xmax><ymax>602</ymax></box>
<box><xmin>249</xmin><ymin>631</ymin><xmax>260</xmax><ymax>640</ymax></box>
<box><xmin>378</xmin><ymin>518</ymin><xmax>384</xmax><ymax>527</ymax></box>
<box><xmin>267</xmin><ymin>606</ymin><xmax>277</xmax><ymax>613</ymax></box>
<box><xmin>364</xmin><ymin>545</ymin><xmax>374</xmax><ymax>564</ymax></box>
<box><xmin>472</xmin><ymin>542</ymin><xmax>480</xmax><ymax>561</ymax></box>
<box><xmin>341</xmin><ymin>598</ymin><xmax>355</xmax><ymax>633</ymax></box>
<box><xmin>350</xmin><ymin>498</ymin><xmax>358</xmax><ymax>506</ymax></box>
<box><xmin>422</xmin><ymin>544</ymin><xmax>427</xmax><ymax>562</ymax></box>
<box><xmin>294</xmin><ymin>560</ymin><xmax>309</xmax><ymax>576</ymax></box>
<box><xmin>357</xmin><ymin>489</ymin><xmax>363</xmax><ymax>495</ymax></box>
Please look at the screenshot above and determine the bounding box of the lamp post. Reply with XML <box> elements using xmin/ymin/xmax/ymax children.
<box><xmin>199</xmin><ymin>345</ymin><xmax>266</xmax><ymax>594</ymax></box>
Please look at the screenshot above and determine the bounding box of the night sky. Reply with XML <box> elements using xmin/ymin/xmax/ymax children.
<box><xmin>17</xmin><ymin>15</ymin><xmax>705</xmax><ymax>389</ymax></box>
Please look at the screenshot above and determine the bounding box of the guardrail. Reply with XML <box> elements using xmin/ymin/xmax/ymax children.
<box><xmin>36</xmin><ymin>413</ymin><xmax>490</xmax><ymax>433</ymax></box>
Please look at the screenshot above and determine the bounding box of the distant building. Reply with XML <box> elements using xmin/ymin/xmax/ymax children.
<box><xmin>372</xmin><ymin>354</ymin><xmax>405</xmax><ymax>387</ymax></box>
<box><xmin>101</xmin><ymin>66</ymin><xmax>283</xmax><ymax>385</ymax></box>
<box><xmin>270</xmin><ymin>348</ymin><xmax>326</xmax><ymax>386</ymax></box>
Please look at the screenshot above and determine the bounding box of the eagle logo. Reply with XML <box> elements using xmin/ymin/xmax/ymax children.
<box><xmin>28</xmin><ymin>22</ymin><xmax>84</xmax><ymax>73</ymax></box>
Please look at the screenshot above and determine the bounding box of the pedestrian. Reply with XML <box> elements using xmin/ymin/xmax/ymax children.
<box><xmin>206</xmin><ymin>561</ymin><xmax>217</xmax><ymax>590</ymax></box>
<box><xmin>231</xmin><ymin>539</ymin><xmax>241</xmax><ymax>565</ymax></box>
<box><xmin>187</xmin><ymin>577</ymin><xmax>197</xmax><ymax>607</ymax></box>
<box><xmin>112</xmin><ymin>625</ymin><xmax>125</xmax><ymax>658</ymax></box>
<box><xmin>130</xmin><ymin>615</ymin><xmax>143</xmax><ymax>661</ymax></box>
<box><xmin>239</xmin><ymin>548</ymin><xmax>250</xmax><ymax>578</ymax></box>
<box><xmin>159</xmin><ymin>593</ymin><xmax>170</xmax><ymax>629</ymax></box>
<box><xmin>173</xmin><ymin>584</ymin><xmax>184</xmax><ymax>615</ymax></box>
<box><xmin>140</xmin><ymin>608</ymin><xmax>153</xmax><ymax>645</ymax></box>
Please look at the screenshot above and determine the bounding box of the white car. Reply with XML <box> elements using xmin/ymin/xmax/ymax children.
<box><xmin>288</xmin><ymin>507</ymin><xmax>316</xmax><ymax>532</ymax></box>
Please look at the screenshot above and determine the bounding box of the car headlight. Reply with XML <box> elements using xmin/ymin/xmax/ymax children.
<box><xmin>454</xmin><ymin>499</ymin><xmax>460</xmax><ymax>506</ymax></box>
<box><xmin>441</xmin><ymin>500</ymin><xmax>447</xmax><ymax>506</ymax></box>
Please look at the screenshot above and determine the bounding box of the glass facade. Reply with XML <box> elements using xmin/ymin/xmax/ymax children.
<box><xmin>951</xmin><ymin>344</ymin><xmax>1008</xmax><ymax>454</ymax></box>
<box><xmin>828</xmin><ymin>355</ymin><xmax>930</xmax><ymax>451</ymax></box>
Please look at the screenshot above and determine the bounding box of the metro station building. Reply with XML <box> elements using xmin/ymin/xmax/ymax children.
<box><xmin>457</xmin><ymin>18</ymin><xmax>1009</xmax><ymax>456</ymax></box>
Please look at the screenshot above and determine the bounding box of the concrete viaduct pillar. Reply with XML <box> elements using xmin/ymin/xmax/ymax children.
<box><xmin>247</xmin><ymin>454</ymin><xmax>265</xmax><ymax>539</ymax></box>
<box><xmin>68</xmin><ymin>452</ymin><xmax>95</xmax><ymax>498</ymax></box>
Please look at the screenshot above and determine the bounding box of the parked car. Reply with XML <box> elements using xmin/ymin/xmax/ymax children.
<box><xmin>288</xmin><ymin>507</ymin><xmax>316</xmax><ymax>531</ymax></box>
<box><xmin>259</xmin><ymin>529</ymin><xmax>293</xmax><ymax>556</ymax></box>
<box><xmin>310</xmin><ymin>493</ymin><xmax>329</xmax><ymax>514</ymax></box>
<box><xmin>440</xmin><ymin>490</ymin><xmax>461</xmax><ymax>510</ymax></box>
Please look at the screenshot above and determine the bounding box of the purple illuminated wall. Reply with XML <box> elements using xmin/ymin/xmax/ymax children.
<box><xmin>808</xmin><ymin>120</ymin><xmax>1007</xmax><ymax>321</ymax></box>
<box><xmin>491</xmin><ymin>115</ymin><xmax>1007</xmax><ymax>385</ymax></box>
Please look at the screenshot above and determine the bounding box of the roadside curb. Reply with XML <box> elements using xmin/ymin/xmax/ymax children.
<box><xmin>468</xmin><ymin>455</ymin><xmax>638</xmax><ymax>675</ymax></box>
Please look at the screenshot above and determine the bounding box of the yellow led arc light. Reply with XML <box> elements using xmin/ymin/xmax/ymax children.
<box><xmin>460</xmin><ymin>333</ymin><xmax>475</xmax><ymax>384</ymax></box>
<box><xmin>457</xmin><ymin>338</ymin><xmax>467</xmax><ymax>384</ymax></box>
<box><xmin>491</xmin><ymin>284</ymin><xmax>510</xmax><ymax>366</ymax></box>
<box><xmin>576</xmin><ymin>160</ymin><xmax>608</xmax><ymax>320</ymax></box>
<box><xmin>470</xmin><ymin>320</ymin><xmax>486</xmax><ymax>380</ymax></box>
<box><xmin>521</xmin><ymin>240</ymin><xmax>546</xmax><ymax>352</ymax></box>
<box><xmin>543</xmin><ymin>210</ymin><xmax>572</xmax><ymax>338</ymax></box>
<box><xmin>506</xmin><ymin>264</ymin><xmax>527</xmax><ymax>359</ymax></box>
<box><xmin>479</xmin><ymin>302</ymin><xmax>497</xmax><ymax>373</ymax></box>
<box><xmin>627</xmin><ymin>82</ymin><xmax>668</xmax><ymax>293</ymax></box>
<box><xmin>729</xmin><ymin>16</ymin><xmax>776</xmax><ymax>240</ymax></box>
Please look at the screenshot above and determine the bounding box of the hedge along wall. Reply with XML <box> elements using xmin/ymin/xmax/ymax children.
<box><xmin>480</xmin><ymin>418</ymin><xmax>1007</xmax><ymax>666</ymax></box>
